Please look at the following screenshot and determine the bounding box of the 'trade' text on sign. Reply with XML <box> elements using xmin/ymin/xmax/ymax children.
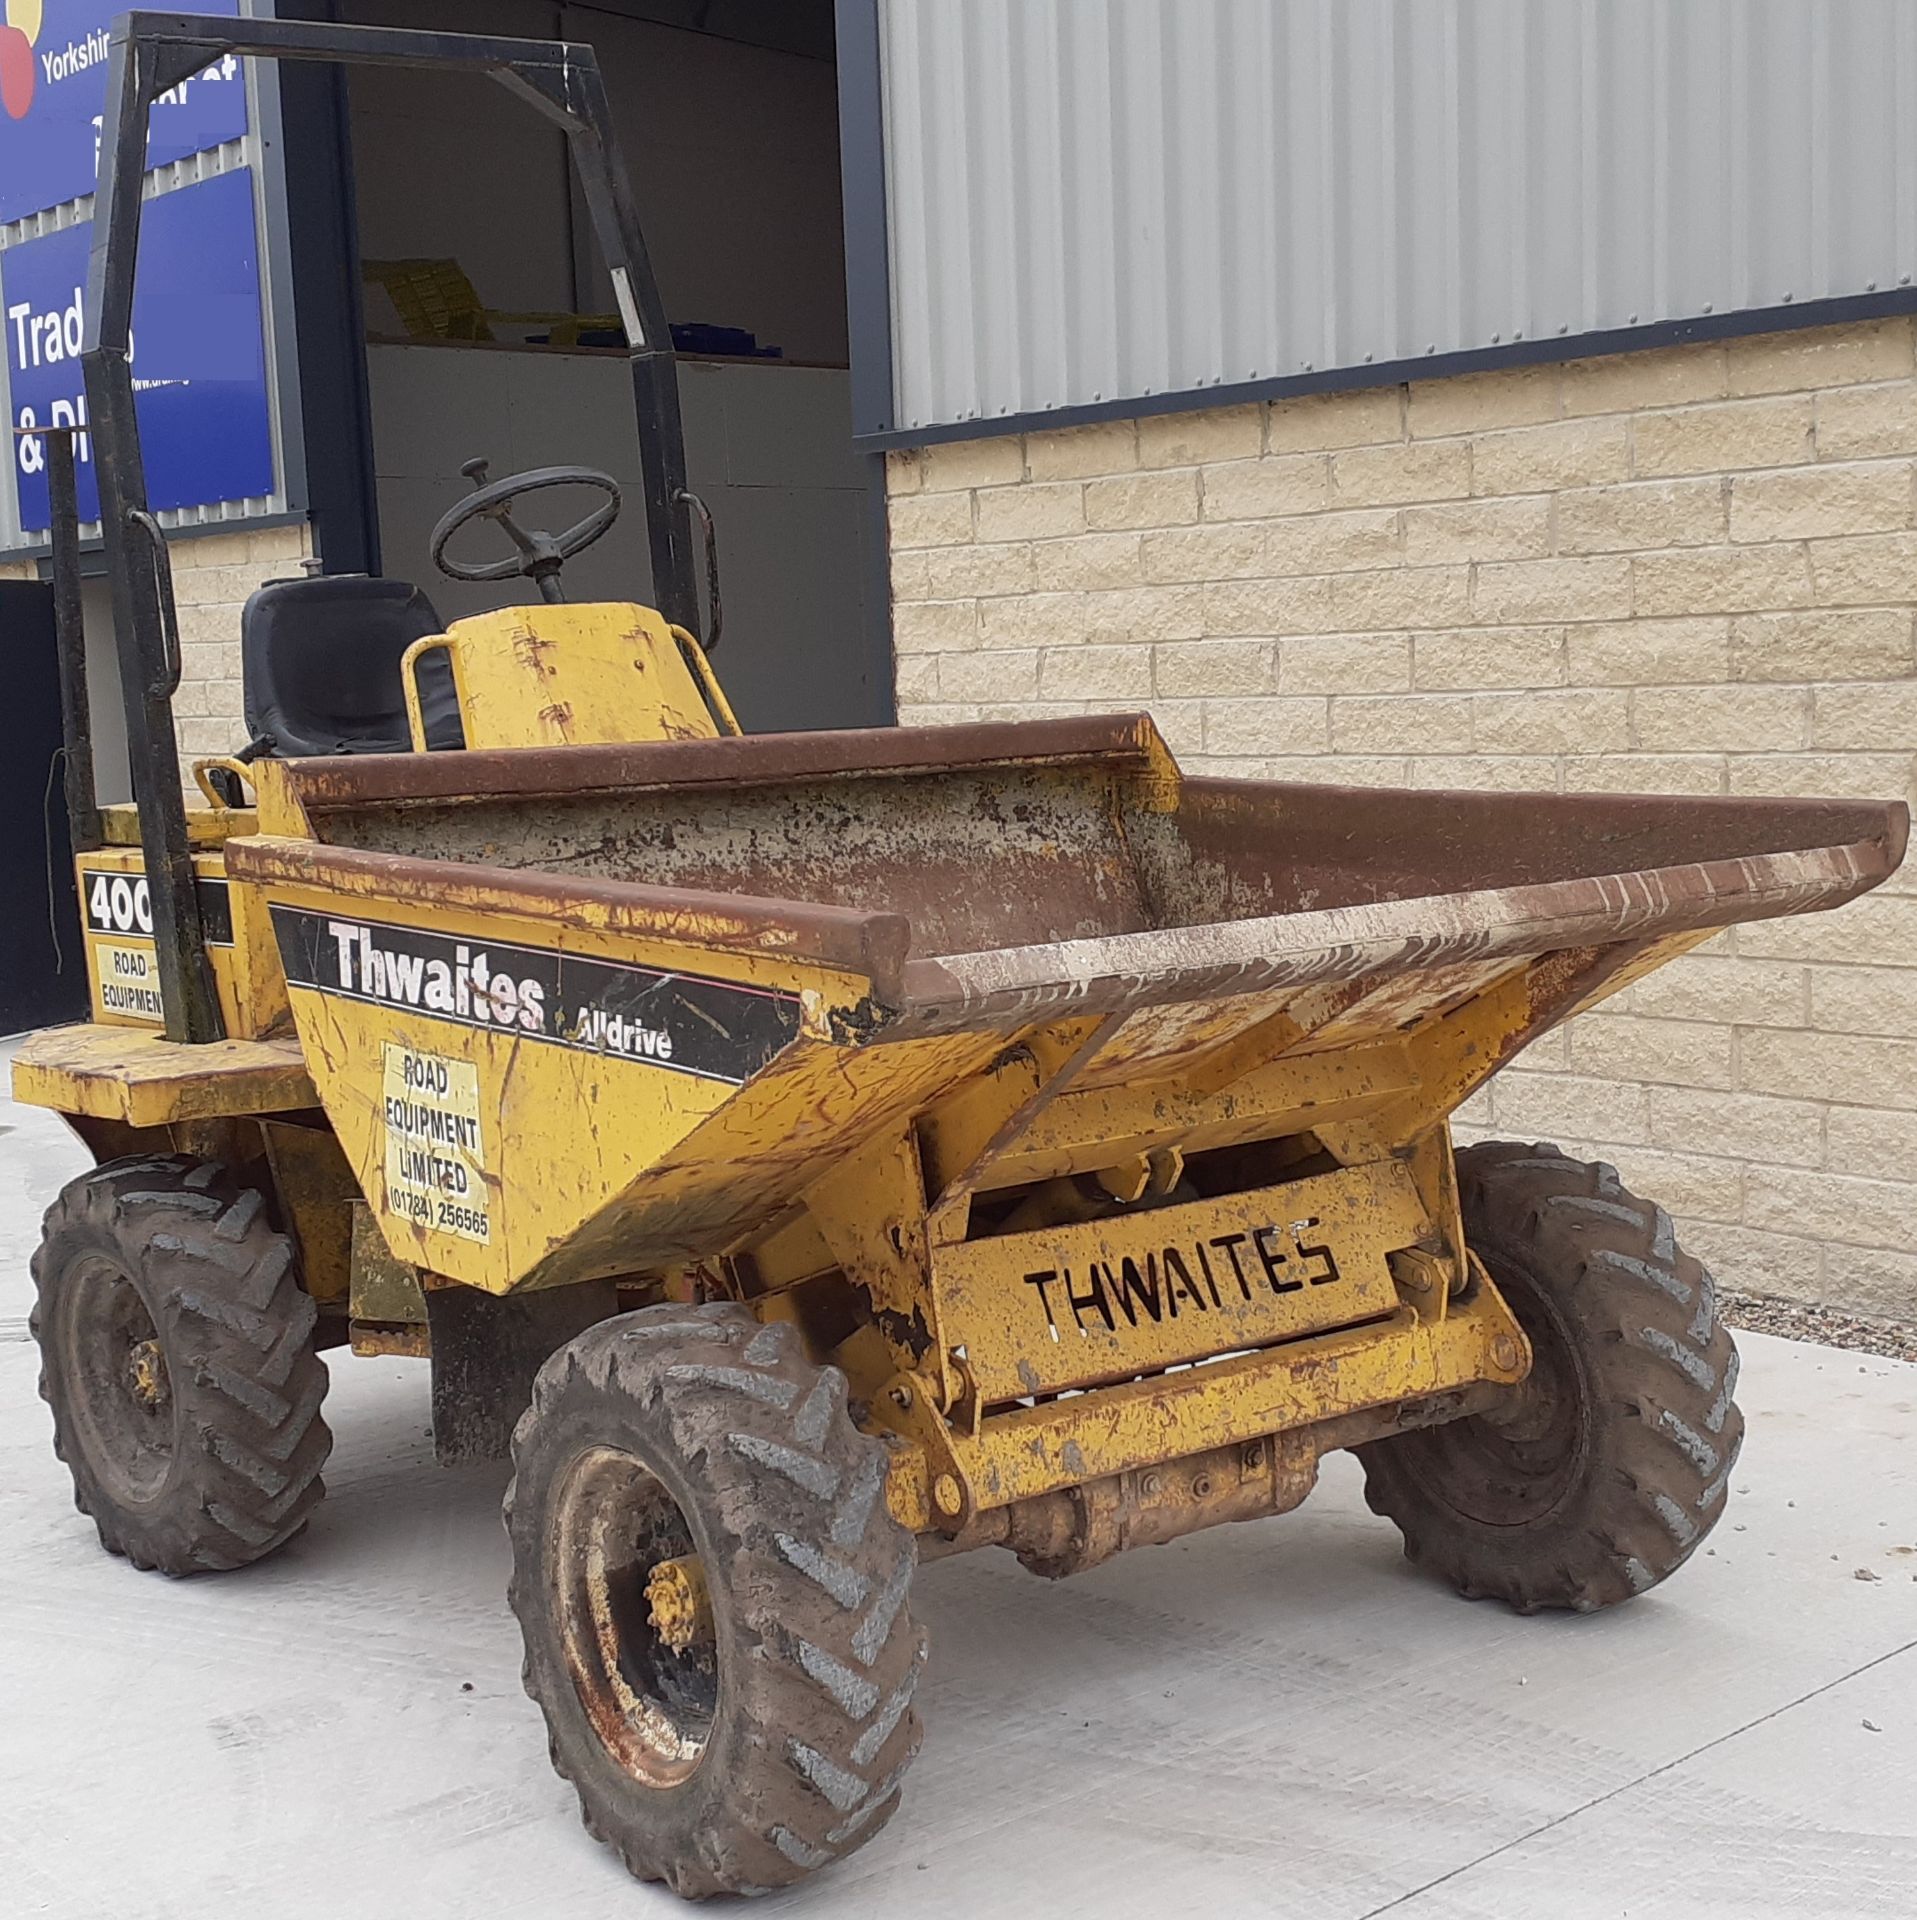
<box><xmin>0</xmin><ymin>0</ymin><xmax>247</xmax><ymax>225</ymax></box>
<box><xmin>4</xmin><ymin>165</ymin><xmax>275</xmax><ymax>529</ymax></box>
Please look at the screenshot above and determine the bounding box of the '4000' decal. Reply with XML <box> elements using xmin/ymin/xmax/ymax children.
<box><xmin>271</xmin><ymin>907</ymin><xmax>802</xmax><ymax>1085</ymax></box>
<box><xmin>80</xmin><ymin>867</ymin><xmax>235</xmax><ymax>945</ymax></box>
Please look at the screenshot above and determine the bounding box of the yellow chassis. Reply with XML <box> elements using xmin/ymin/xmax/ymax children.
<box><xmin>17</xmin><ymin>968</ymin><xmax>1549</xmax><ymax>1545</ymax></box>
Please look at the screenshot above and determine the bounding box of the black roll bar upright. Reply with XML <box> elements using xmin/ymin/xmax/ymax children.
<box><xmin>81</xmin><ymin>11</ymin><xmax>701</xmax><ymax>1045</ymax></box>
<box><xmin>41</xmin><ymin>427</ymin><xmax>100</xmax><ymax>857</ymax></box>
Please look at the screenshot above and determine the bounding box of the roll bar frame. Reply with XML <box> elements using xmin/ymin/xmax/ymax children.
<box><xmin>79</xmin><ymin>11</ymin><xmax>699</xmax><ymax>1043</ymax></box>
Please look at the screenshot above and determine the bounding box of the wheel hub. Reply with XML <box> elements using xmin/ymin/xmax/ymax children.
<box><xmin>127</xmin><ymin>1337</ymin><xmax>170</xmax><ymax>1410</ymax></box>
<box><xmin>644</xmin><ymin>1555</ymin><xmax>714</xmax><ymax>1655</ymax></box>
<box><xmin>61</xmin><ymin>1256</ymin><xmax>179</xmax><ymax>1505</ymax></box>
<box><xmin>1416</xmin><ymin>1274</ymin><xmax>1587</xmax><ymax>1527</ymax></box>
<box><xmin>555</xmin><ymin>1447</ymin><xmax>718</xmax><ymax>1788</ymax></box>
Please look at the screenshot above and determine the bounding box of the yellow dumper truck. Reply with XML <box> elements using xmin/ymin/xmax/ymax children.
<box><xmin>13</xmin><ymin>13</ymin><xmax>1907</xmax><ymax>1900</ymax></box>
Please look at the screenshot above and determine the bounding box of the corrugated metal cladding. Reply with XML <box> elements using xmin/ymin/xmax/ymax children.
<box><xmin>875</xmin><ymin>0</ymin><xmax>1917</xmax><ymax>437</ymax></box>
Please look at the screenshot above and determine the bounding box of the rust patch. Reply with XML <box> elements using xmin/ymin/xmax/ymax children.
<box><xmin>275</xmin><ymin>713</ymin><xmax>1170</xmax><ymax>810</ymax></box>
<box><xmin>827</xmin><ymin>994</ymin><xmax>897</xmax><ymax>1046</ymax></box>
<box><xmin>872</xmin><ymin>1302</ymin><xmax>934</xmax><ymax>1363</ymax></box>
<box><xmin>225</xmin><ymin>835</ymin><xmax>913</xmax><ymax>1003</ymax></box>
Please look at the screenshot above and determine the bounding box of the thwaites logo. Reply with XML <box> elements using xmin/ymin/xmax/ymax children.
<box><xmin>272</xmin><ymin>907</ymin><xmax>803</xmax><ymax>1086</ymax></box>
<box><xmin>81</xmin><ymin>866</ymin><xmax>234</xmax><ymax>945</ymax></box>
<box><xmin>1022</xmin><ymin>1217</ymin><xmax>1345</xmax><ymax>1339</ymax></box>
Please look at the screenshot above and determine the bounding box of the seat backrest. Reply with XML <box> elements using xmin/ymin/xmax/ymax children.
<box><xmin>425</xmin><ymin>602</ymin><xmax>731</xmax><ymax>749</ymax></box>
<box><xmin>242</xmin><ymin>575</ymin><xmax>463</xmax><ymax>757</ymax></box>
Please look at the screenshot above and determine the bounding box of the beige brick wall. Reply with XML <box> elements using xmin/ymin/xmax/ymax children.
<box><xmin>2</xmin><ymin>521</ymin><xmax>312</xmax><ymax>782</ymax></box>
<box><xmin>887</xmin><ymin>317</ymin><xmax>1917</xmax><ymax>1320</ymax></box>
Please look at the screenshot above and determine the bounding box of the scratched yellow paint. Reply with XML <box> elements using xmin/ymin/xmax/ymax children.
<box><xmin>259</xmin><ymin>866</ymin><xmax>888</xmax><ymax>1291</ymax></box>
<box><xmin>932</xmin><ymin>1159</ymin><xmax>1423</xmax><ymax>1404</ymax></box>
<box><xmin>405</xmin><ymin>602</ymin><xmax>732</xmax><ymax>749</ymax></box>
<box><xmin>540</xmin><ymin>1026</ymin><xmax>1005</xmax><ymax>1295</ymax></box>
<box><xmin>932</xmin><ymin>1285</ymin><xmax>1529</xmax><ymax>1516</ymax></box>
<box><xmin>9</xmin><ymin>1024</ymin><xmax>313</xmax><ymax>1126</ymax></box>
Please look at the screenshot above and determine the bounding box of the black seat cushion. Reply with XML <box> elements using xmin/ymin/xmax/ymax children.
<box><xmin>241</xmin><ymin>574</ymin><xmax>464</xmax><ymax>757</ymax></box>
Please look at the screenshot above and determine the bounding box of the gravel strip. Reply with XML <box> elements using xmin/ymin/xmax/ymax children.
<box><xmin>1721</xmin><ymin>1290</ymin><xmax>1917</xmax><ymax>1364</ymax></box>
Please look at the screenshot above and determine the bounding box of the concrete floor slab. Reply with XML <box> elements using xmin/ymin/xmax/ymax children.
<box><xmin>3</xmin><ymin>1039</ymin><xmax>1913</xmax><ymax>1918</ymax></box>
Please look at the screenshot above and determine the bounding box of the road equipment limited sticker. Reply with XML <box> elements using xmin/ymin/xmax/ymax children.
<box><xmin>381</xmin><ymin>1043</ymin><xmax>490</xmax><ymax>1243</ymax></box>
<box><xmin>96</xmin><ymin>941</ymin><xmax>164</xmax><ymax>1021</ymax></box>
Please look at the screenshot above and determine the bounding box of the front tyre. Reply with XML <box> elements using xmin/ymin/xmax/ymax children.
<box><xmin>1359</xmin><ymin>1141</ymin><xmax>1742</xmax><ymax>1614</ymax></box>
<box><xmin>505</xmin><ymin>1303</ymin><xmax>925</xmax><ymax>1899</ymax></box>
<box><xmin>31</xmin><ymin>1154</ymin><xmax>331</xmax><ymax>1574</ymax></box>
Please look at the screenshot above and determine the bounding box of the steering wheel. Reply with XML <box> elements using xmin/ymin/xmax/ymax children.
<box><xmin>430</xmin><ymin>458</ymin><xmax>621</xmax><ymax>603</ymax></box>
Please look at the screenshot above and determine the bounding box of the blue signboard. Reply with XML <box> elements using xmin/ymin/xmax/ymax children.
<box><xmin>5</xmin><ymin>165</ymin><xmax>274</xmax><ymax>528</ymax></box>
<box><xmin>0</xmin><ymin>0</ymin><xmax>248</xmax><ymax>225</ymax></box>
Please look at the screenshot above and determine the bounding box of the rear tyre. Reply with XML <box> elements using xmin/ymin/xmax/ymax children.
<box><xmin>1358</xmin><ymin>1140</ymin><xmax>1742</xmax><ymax>1613</ymax></box>
<box><xmin>505</xmin><ymin>1303</ymin><xmax>925</xmax><ymax>1899</ymax></box>
<box><xmin>31</xmin><ymin>1154</ymin><xmax>331</xmax><ymax>1574</ymax></box>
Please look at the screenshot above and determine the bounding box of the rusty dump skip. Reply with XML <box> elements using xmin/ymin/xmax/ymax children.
<box><xmin>215</xmin><ymin>714</ymin><xmax>1909</xmax><ymax>1289</ymax></box>
<box><xmin>239</xmin><ymin>713</ymin><xmax>1907</xmax><ymax>1039</ymax></box>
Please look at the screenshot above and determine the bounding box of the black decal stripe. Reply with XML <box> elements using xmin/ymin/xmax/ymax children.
<box><xmin>270</xmin><ymin>906</ymin><xmax>803</xmax><ymax>1085</ymax></box>
<box><xmin>196</xmin><ymin>879</ymin><xmax>236</xmax><ymax>946</ymax></box>
<box><xmin>78</xmin><ymin>869</ymin><xmax>235</xmax><ymax>946</ymax></box>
